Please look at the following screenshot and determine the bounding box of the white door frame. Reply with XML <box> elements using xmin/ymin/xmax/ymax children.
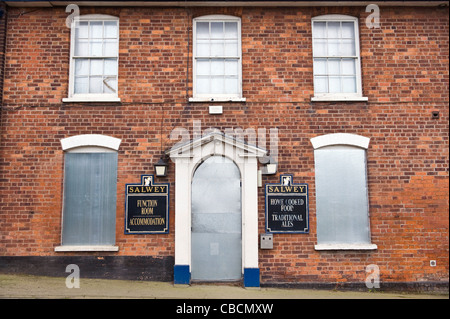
<box><xmin>168</xmin><ymin>132</ymin><xmax>266</xmax><ymax>287</ymax></box>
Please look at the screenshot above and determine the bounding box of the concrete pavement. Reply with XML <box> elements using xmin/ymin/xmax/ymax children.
<box><xmin>0</xmin><ymin>274</ymin><xmax>448</xmax><ymax>299</ymax></box>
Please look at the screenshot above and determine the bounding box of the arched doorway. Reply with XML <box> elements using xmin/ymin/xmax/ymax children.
<box><xmin>169</xmin><ymin>132</ymin><xmax>267</xmax><ymax>287</ymax></box>
<box><xmin>191</xmin><ymin>156</ymin><xmax>242</xmax><ymax>281</ymax></box>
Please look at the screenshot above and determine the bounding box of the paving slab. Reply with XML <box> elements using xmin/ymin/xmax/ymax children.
<box><xmin>0</xmin><ymin>274</ymin><xmax>448</xmax><ymax>299</ymax></box>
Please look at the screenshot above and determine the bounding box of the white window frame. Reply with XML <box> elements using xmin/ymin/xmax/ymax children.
<box><xmin>63</xmin><ymin>14</ymin><xmax>121</xmax><ymax>103</ymax></box>
<box><xmin>189</xmin><ymin>15</ymin><xmax>245</xmax><ymax>102</ymax></box>
<box><xmin>311</xmin><ymin>15</ymin><xmax>368</xmax><ymax>102</ymax></box>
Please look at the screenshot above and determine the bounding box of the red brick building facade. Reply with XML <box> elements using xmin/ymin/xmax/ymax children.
<box><xmin>0</xmin><ymin>0</ymin><xmax>448</xmax><ymax>291</ymax></box>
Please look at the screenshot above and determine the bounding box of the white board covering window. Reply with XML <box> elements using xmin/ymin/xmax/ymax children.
<box><xmin>56</xmin><ymin>135</ymin><xmax>121</xmax><ymax>252</ymax></box>
<box><xmin>63</xmin><ymin>15</ymin><xmax>120</xmax><ymax>102</ymax></box>
<box><xmin>311</xmin><ymin>15</ymin><xmax>367</xmax><ymax>102</ymax></box>
<box><xmin>311</xmin><ymin>134</ymin><xmax>376</xmax><ymax>250</ymax></box>
<box><xmin>190</xmin><ymin>15</ymin><xmax>245</xmax><ymax>102</ymax></box>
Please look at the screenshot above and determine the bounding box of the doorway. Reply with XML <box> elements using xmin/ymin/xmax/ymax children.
<box><xmin>191</xmin><ymin>156</ymin><xmax>242</xmax><ymax>281</ymax></box>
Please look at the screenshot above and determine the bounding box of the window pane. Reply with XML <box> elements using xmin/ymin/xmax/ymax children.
<box><xmin>342</xmin><ymin>22</ymin><xmax>355</xmax><ymax>38</ymax></box>
<box><xmin>225</xmin><ymin>77</ymin><xmax>238</xmax><ymax>94</ymax></box>
<box><xmin>103</xmin><ymin>76</ymin><xmax>117</xmax><ymax>93</ymax></box>
<box><xmin>197</xmin><ymin>59</ymin><xmax>210</xmax><ymax>76</ymax></box>
<box><xmin>211</xmin><ymin>77</ymin><xmax>224</xmax><ymax>94</ymax></box>
<box><xmin>211</xmin><ymin>22</ymin><xmax>224</xmax><ymax>38</ymax></box>
<box><xmin>313</xmin><ymin>39</ymin><xmax>327</xmax><ymax>56</ymax></box>
<box><xmin>89</xmin><ymin>40</ymin><xmax>103</xmax><ymax>56</ymax></box>
<box><xmin>329</xmin><ymin>76</ymin><xmax>341</xmax><ymax>93</ymax></box>
<box><xmin>104</xmin><ymin>39</ymin><xmax>118</xmax><ymax>56</ymax></box>
<box><xmin>75</xmin><ymin>21</ymin><xmax>89</xmax><ymax>39</ymax></box>
<box><xmin>89</xmin><ymin>21</ymin><xmax>103</xmax><ymax>38</ymax></box>
<box><xmin>90</xmin><ymin>59</ymin><xmax>103</xmax><ymax>76</ymax></box>
<box><xmin>75</xmin><ymin>59</ymin><xmax>89</xmax><ymax>76</ymax></box>
<box><xmin>211</xmin><ymin>59</ymin><xmax>224</xmax><ymax>76</ymax></box>
<box><xmin>225</xmin><ymin>60</ymin><xmax>238</xmax><ymax>76</ymax></box>
<box><xmin>328</xmin><ymin>58</ymin><xmax>340</xmax><ymax>75</ymax></box>
<box><xmin>313</xmin><ymin>58</ymin><xmax>327</xmax><ymax>75</ymax></box>
<box><xmin>196</xmin><ymin>76</ymin><xmax>209</xmax><ymax>94</ymax></box>
<box><xmin>314</xmin><ymin>76</ymin><xmax>328</xmax><ymax>93</ymax></box>
<box><xmin>104</xmin><ymin>58</ymin><xmax>117</xmax><ymax>76</ymax></box>
<box><xmin>327</xmin><ymin>39</ymin><xmax>339</xmax><ymax>56</ymax></box>
<box><xmin>211</xmin><ymin>40</ymin><xmax>224</xmax><ymax>56</ymax></box>
<box><xmin>225</xmin><ymin>22</ymin><xmax>238</xmax><ymax>38</ymax></box>
<box><xmin>225</xmin><ymin>40</ymin><xmax>238</xmax><ymax>57</ymax></box>
<box><xmin>75</xmin><ymin>38</ymin><xmax>88</xmax><ymax>56</ymax></box>
<box><xmin>341</xmin><ymin>39</ymin><xmax>356</xmax><ymax>56</ymax></box>
<box><xmin>342</xmin><ymin>58</ymin><xmax>356</xmax><ymax>75</ymax></box>
<box><xmin>327</xmin><ymin>22</ymin><xmax>340</xmax><ymax>38</ymax></box>
<box><xmin>74</xmin><ymin>76</ymin><xmax>89</xmax><ymax>94</ymax></box>
<box><xmin>89</xmin><ymin>76</ymin><xmax>103</xmax><ymax>93</ymax></box>
<box><xmin>342</xmin><ymin>76</ymin><xmax>357</xmax><ymax>93</ymax></box>
<box><xmin>197</xmin><ymin>22</ymin><xmax>210</xmax><ymax>39</ymax></box>
<box><xmin>196</xmin><ymin>40</ymin><xmax>210</xmax><ymax>57</ymax></box>
<box><xmin>104</xmin><ymin>21</ymin><xmax>118</xmax><ymax>38</ymax></box>
<box><xmin>313</xmin><ymin>22</ymin><xmax>326</xmax><ymax>38</ymax></box>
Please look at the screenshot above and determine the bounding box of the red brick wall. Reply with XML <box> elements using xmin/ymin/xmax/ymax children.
<box><xmin>0</xmin><ymin>3</ymin><xmax>7</xmax><ymax>105</ymax></box>
<box><xmin>0</xmin><ymin>5</ymin><xmax>448</xmax><ymax>284</ymax></box>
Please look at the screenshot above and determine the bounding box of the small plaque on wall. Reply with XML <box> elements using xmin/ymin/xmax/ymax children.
<box><xmin>265</xmin><ymin>174</ymin><xmax>309</xmax><ymax>233</ymax></box>
<box><xmin>125</xmin><ymin>175</ymin><xmax>169</xmax><ymax>234</ymax></box>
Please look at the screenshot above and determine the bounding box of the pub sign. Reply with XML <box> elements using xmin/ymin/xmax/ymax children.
<box><xmin>125</xmin><ymin>175</ymin><xmax>169</xmax><ymax>234</ymax></box>
<box><xmin>265</xmin><ymin>174</ymin><xmax>309</xmax><ymax>233</ymax></box>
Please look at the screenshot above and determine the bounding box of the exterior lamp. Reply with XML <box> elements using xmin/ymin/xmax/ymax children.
<box><xmin>265</xmin><ymin>162</ymin><xmax>278</xmax><ymax>175</ymax></box>
<box><xmin>261</xmin><ymin>156</ymin><xmax>278</xmax><ymax>175</ymax></box>
<box><xmin>262</xmin><ymin>162</ymin><xmax>278</xmax><ymax>175</ymax></box>
<box><xmin>154</xmin><ymin>157</ymin><xmax>168</xmax><ymax>177</ymax></box>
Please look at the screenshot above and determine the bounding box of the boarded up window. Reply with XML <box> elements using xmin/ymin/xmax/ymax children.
<box><xmin>62</xmin><ymin>152</ymin><xmax>118</xmax><ymax>245</ymax></box>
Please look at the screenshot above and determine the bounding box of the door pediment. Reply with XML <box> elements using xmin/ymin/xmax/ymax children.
<box><xmin>167</xmin><ymin>131</ymin><xmax>267</xmax><ymax>160</ymax></box>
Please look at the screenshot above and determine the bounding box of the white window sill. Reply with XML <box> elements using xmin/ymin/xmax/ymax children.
<box><xmin>55</xmin><ymin>245</ymin><xmax>119</xmax><ymax>252</ymax></box>
<box><xmin>62</xmin><ymin>97</ymin><xmax>121</xmax><ymax>103</ymax></box>
<box><xmin>314</xmin><ymin>243</ymin><xmax>377</xmax><ymax>251</ymax></box>
<box><xmin>311</xmin><ymin>96</ymin><xmax>368</xmax><ymax>102</ymax></box>
<box><xmin>189</xmin><ymin>97</ymin><xmax>246</xmax><ymax>103</ymax></box>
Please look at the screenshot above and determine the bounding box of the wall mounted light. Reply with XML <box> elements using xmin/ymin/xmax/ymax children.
<box><xmin>154</xmin><ymin>157</ymin><xmax>168</xmax><ymax>177</ymax></box>
<box><xmin>261</xmin><ymin>156</ymin><xmax>278</xmax><ymax>175</ymax></box>
<box><xmin>262</xmin><ymin>162</ymin><xmax>278</xmax><ymax>175</ymax></box>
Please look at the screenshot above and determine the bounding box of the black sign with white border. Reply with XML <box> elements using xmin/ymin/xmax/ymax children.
<box><xmin>125</xmin><ymin>175</ymin><xmax>169</xmax><ymax>234</ymax></box>
<box><xmin>265</xmin><ymin>174</ymin><xmax>309</xmax><ymax>233</ymax></box>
